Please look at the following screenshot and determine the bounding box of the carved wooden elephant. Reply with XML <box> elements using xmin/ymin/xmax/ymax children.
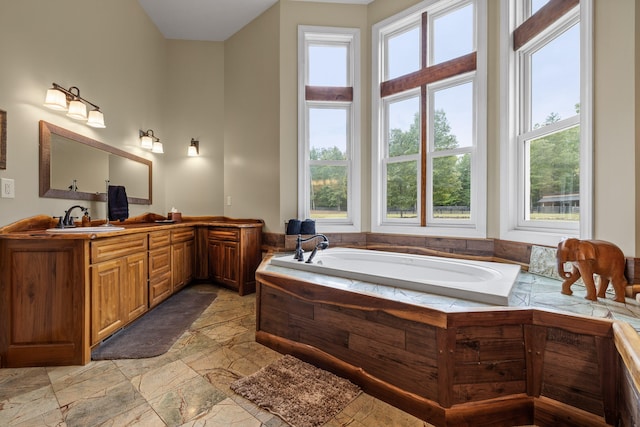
<box><xmin>556</xmin><ymin>238</ymin><xmax>627</xmax><ymax>303</ymax></box>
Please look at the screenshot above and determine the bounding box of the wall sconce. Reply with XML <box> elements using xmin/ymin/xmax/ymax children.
<box><xmin>139</xmin><ymin>129</ymin><xmax>163</xmax><ymax>153</ymax></box>
<box><xmin>188</xmin><ymin>138</ymin><xmax>199</xmax><ymax>156</ymax></box>
<box><xmin>43</xmin><ymin>83</ymin><xmax>105</xmax><ymax>128</ymax></box>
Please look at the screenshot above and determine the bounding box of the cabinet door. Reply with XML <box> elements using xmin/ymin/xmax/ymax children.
<box><xmin>123</xmin><ymin>252</ymin><xmax>148</xmax><ymax>322</ymax></box>
<box><xmin>221</xmin><ymin>241</ymin><xmax>239</xmax><ymax>285</ymax></box>
<box><xmin>209</xmin><ymin>238</ymin><xmax>239</xmax><ymax>289</ymax></box>
<box><xmin>208</xmin><ymin>239</ymin><xmax>224</xmax><ymax>283</ymax></box>
<box><xmin>172</xmin><ymin>242</ymin><xmax>186</xmax><ymax>291</ymax></box>
<box><xmin>91</xmin><ymin>259</ymin><xmax>124</xmax><ymax>344</ymax></box>
<box><xmin>149</xmin><ymin>246</ymin><xmax>172</xmax><ymax>307</ymax></box>
<box><xmin>185</xmin><ymin>239</ymin><xmax>194</xmax><ymax>283</ymax></box>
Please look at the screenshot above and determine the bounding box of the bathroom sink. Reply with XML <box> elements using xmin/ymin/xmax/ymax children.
<box><xmin>46</xmin><ymin>226</ymin><xmax>125</xmax><ymax>233</ymax></box>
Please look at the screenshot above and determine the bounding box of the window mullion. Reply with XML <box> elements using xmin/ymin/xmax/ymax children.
<box><xmin>420</xmin><ymin>12</ymin><xmax>428</xmax><ymax>226</ymax></box>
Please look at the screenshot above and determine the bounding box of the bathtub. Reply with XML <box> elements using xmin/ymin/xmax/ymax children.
<box><xmin>269</xmin><ymin>247</ymin><xmax>521</xmax><ymax>305</ymax></box>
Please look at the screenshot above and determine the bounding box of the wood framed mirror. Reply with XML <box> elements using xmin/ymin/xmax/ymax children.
<box><xmin>39</xmin><ymin>121</ymin><xmax>152</xmax><ymax>204</ymax></box>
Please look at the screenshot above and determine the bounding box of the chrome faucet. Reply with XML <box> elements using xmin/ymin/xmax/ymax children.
<box><xmin>60</xmin><ymin>205</ymin><xmax>88</xmax><ymax>228</ymax></box>
<box><xmin>294</xmin><ymin>234</ymin><xmax>329</xmax><ymax>263</ymax></box>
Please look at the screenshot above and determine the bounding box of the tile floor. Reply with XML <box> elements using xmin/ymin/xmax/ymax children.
<box><xmin>1</xmin><ymin>266</ymin><xmax>639</xmax><ymax>427</ymax></box>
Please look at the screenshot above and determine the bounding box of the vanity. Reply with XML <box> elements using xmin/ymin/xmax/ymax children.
<box><xmin>0</xmin><ymin>214</ymin><xmax>263</xmax><ymax>368</ymax></box>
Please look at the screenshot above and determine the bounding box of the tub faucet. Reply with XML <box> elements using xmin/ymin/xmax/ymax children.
<box><xmin>60</xmin><ymin>205</ymin><xmax>88</xmax><ymax>228</ymax></box>
<box><xmin>294</xmin><ymin>234</ymin><xmax>329</xmax><ymax>263</ymax></box>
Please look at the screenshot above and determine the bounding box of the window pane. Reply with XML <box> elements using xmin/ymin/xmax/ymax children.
<box><xmin>530</xmin><ymin>24</ymin><xmax>580</xmax><ymax>129</ymax></box>
<box><xmin>309</xmin><ymin>44</ymin><xmax>347</xmax><ymax>86</ymax></box>
<box><xmin>386</xmin><ymin>160</ymin><xmax>418</xmax><ymax>219</ymax></box>
<box><xmin>386</xmin><ymin>25</ymin><xmax>420</xmax><ymax>80</ymax></box>
<box><xmin>527</xmin><ymin>125</ymin><xmax>580</xmax><ymax>222</ymax></box>
<box><xmin>387</xmin><ymin>96</ymin><xmax>420</xmax><ymax>157</ymax></box>
<box><xmin>310</xmin><ymin>165</ymin><xmax>348</xmax><ymax>218</ymax></box>
<box><xmin>433</xmin><ymin>82</ymin><xmax>473</xmax><ymax>150</ymax></box>
<box><xmin>432</xmin><ymin>154</ymin><xmax>471</xmax><ymax>219</ymax></box>
<box><xmin>309</xmin><ymin>108</ymin><xmax>347</xmax><ymax>159</ymax></box>
<box><xmin>432</xmin><ymin>4</ymin><xmax>474</xmax><ymax>64</ymax></box>
<box><xmin>530</xmin><ymin>0</ymin><xmax>549</xmax><ymax>16</ymax></box>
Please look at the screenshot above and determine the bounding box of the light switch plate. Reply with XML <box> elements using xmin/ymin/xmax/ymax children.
<box><xmin>1</xmin><ymin>178</ymin><xmax>15</xmax><ymax>198</ymax></box>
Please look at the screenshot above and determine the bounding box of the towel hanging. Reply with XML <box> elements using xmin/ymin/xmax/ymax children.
<box><xmin>108</xmin><ymin>185</ymin><xmax>129</xmax><ymax>221</ymax></box>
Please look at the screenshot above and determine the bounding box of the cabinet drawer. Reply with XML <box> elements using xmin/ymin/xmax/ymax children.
<box><xmin>149</xmin><ymin>231</ymin><xmax>170</xmax><ymax>249</ymax></box>
<box><xmin>149</xmin><ymin>246</ymin><xmax>171</xmax><ymax>275</ymax></box>
<box><xmin>208</xmin><ymin>227</ymin><xmax>239</xmax><ymax>241</ymax></box>
<box><xmin>171</xmin><ymin>228</ymin><xmax>195</xmax><ymax>243</ymax></box>
<box><xmin>91</xmin><ymin>235</ymin><xmax>148</xmax><ymax>264</ymax></box>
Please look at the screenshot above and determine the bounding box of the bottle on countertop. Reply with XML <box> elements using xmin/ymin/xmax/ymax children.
<box><xmin>82</xmin><ymin>211</ymin><xmax>91</xmax><ymax>227</ymax></box>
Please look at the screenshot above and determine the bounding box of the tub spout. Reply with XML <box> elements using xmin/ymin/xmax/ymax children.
<box><xmin>305</xmin><ymin>239</ymin><xmax>329</xmax><ymax>264</ymax></box>
<box><xmin>293</xmin><ymin>233</ymin><xmax>329</xmax><ymax>263</ymax></box>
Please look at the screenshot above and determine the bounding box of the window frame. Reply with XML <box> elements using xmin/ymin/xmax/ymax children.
<box><xmin>371</xmin><ymin>0</ymin><xmax>487</xmax><ymax>237</ymax></box>
<box><xmin>500</xmin><ymin>0</ymin><xmax>593</xmax><ymax>246</ymax></box>
<box><xmin>298</xmin><ymin>26</ymin><xmax>361</xmax><ymax>232</ymax></box>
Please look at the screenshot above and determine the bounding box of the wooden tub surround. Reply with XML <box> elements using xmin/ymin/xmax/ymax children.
<box><xmin>0</xmin><ymin>213</ymin><xmax>263</xmax><ymax>368</ymax></box>
<box><xmin>256</xmin><ymin>255</ymin><xmax>640</xmax><ymax>427</ymax></box>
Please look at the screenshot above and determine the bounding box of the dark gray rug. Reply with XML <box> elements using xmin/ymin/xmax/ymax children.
<box><xmin>231</xmin><ymin>355</ymin><xmax>361</xmax><ymax>427</ymax></box>
<box><xmin>91</xmin><ymin>285</ymin><xmax>217</xmax><ymax>360</ymax></box>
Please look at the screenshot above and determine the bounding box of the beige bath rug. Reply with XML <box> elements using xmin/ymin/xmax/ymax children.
<box><xmin>230</xmin><ymin>354</ymin><xmax>361</xmax><ymax>427</ymax></box>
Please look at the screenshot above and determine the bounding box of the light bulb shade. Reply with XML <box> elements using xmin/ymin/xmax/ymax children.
<box><xmin>86</xmin><ymin>110</ymin><xmax>106</xmax><ymax>128</ymax></box>
<box><xmin>151</xmin><ymin>141</ymin><xmax>164</xmax><ymax>153</ymax></box>
<box><xmin>44</xmin><ymin>89</ymin><xmax>68</xmax><ymax>111</ymax></box>
<box><xmin>140</xmin><ymin>135</ymin><xmax>153</xmax><ymax>149</ymax></box>
<box><xmin>66</xmin><ymin>99</ymin><xmax>87</xmax><ymax>120</ymax></box>
<box><xmin>188</xmin><ymin>139</ymin><xmax>199</xmax><ymax>157</ymax></box>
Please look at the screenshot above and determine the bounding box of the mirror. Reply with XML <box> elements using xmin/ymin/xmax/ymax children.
<box><xmin>39</xmin><ymin>121</ymin><xmax>152</xmax><ymax>204</ymax></box>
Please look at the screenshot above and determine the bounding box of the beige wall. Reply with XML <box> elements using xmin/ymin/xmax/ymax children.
<box><xmin>224</xmin><ymin>3</ymin><xmax>281</xmax><ymax>230</ymax></box>
<box><xmin>0</xmin><ymin>0</ymin><xmax>168</xmax><ymax>225</ymax></box>
<box><xmin>593</xmin><ymin>0</ymin><xmax>637</xmax><ymax>255</ymax></box>
<box><xmin>164</xmin><ymin>40</ymin><xmax>225</xmax><ymax>216</ymax></box>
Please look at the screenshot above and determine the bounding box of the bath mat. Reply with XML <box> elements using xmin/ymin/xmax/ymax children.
<box><xmin>231</xmin><ymin>354</ymin><xmax>361</xmax><ymax>427</ymax></box>
<box><xmin>91</xmin><ymin>285</ymin><xmax>216</xmax><ymax>360</ymax></box>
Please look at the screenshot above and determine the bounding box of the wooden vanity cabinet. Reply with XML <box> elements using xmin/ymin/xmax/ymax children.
<box><xmin>0</xmin><ymin>239</ymin><xmax>88</xmax><ymax>367</ymax></box>
<box><xmin>90</xmin><ymin>234</ymin><xmax>148</xmax><ymax>345</ymax></box>
<box><xmin>148</xmin><ymin>231</ymin><xmax>172</xmax><ymax>307</ymax></box>
<box><xmin>208</xmin><ymin>225</ymin><xmax>262</xmax><ymax>295</ymax></box>
<box><xmin>171</xmin><ymin>228</ymin><xmax>195</xmax><ymax>292</ymax></box>
<box><xmin>0</xmin><ymin>216</ymin><xmax>262</xmax><ymax>367</ymax></box>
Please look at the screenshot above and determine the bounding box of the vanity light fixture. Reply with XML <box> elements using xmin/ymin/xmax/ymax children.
<box><xmin>43</xmin><ymin>83</ymin><xmax>105</xmax><ymax>128</ymax></box>
<box><xmin>188</xmin><ymin>138</ymin><xmax>199</xmax><ymax>157</ymax></box>
<box><xmin>139</xmin><ymin>129</ymin><xmax>164</xmax><ymax>153</ymax></box>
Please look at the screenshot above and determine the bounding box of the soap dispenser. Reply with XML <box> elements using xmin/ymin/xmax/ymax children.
<box><xmin>82</xmin><ymin>210</ymin><xmax>91</xmax><ymax>227</ymax></box>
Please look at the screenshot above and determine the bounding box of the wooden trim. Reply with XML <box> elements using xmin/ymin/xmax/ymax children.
<box><xmin>595</xmin><ymin>335</ymin><xmax>618</xmax><ymax>424</ymax></box>
<box><xmin>524</xmin><ymin>325</ymin><xmax>547</xmax><ymax>398</ymax></box>
<box><xmin>305</xmin><ymin>86</ymin><xmax>353</xmax><ymax>102</ymax></box>
<box><xmin>513</xmin><ymin>0</ymin><xmax>580</xmax><ymax>51</ymax></box>
<box><xmin>380</xmin><ymin>52</ymin><xmax>476</xmax><ymax>98</ymax></box>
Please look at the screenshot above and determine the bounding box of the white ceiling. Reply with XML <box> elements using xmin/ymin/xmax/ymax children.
<box><xmin>137</xmin><ymin>0</ymin><xmax>373</xmax><ymax>42</ymax></box>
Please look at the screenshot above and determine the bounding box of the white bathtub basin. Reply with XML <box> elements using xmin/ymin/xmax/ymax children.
<box><xmin>46</xmin><ymin>226</ymin><xmax>125</xmax><ymax>233</ymax></box>
<box><xmin>270</xmin><ymin>248</ymin><xmax>521</xmax><ymax>306</ymax></box>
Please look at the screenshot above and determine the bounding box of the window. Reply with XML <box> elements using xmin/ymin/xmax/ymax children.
<box><xmin>372</xmin><ymin>0</ymin><xmax>487</xmax><ymax>237</ymax></box>
<box><xmin>500</xmin><ymin>0</ymin><xmax>592</xmax><ymax>245</ymax></box>
<box><xmin>298</xmin><ymin>26</ymin><xmax>360</xmax><ymax>232</ymax></box>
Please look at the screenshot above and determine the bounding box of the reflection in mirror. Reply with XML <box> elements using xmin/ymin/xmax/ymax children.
<box><xmin>39</xmin><ymin>121</ymin><xmax>152</xmax><ymax>204</ymax></box>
